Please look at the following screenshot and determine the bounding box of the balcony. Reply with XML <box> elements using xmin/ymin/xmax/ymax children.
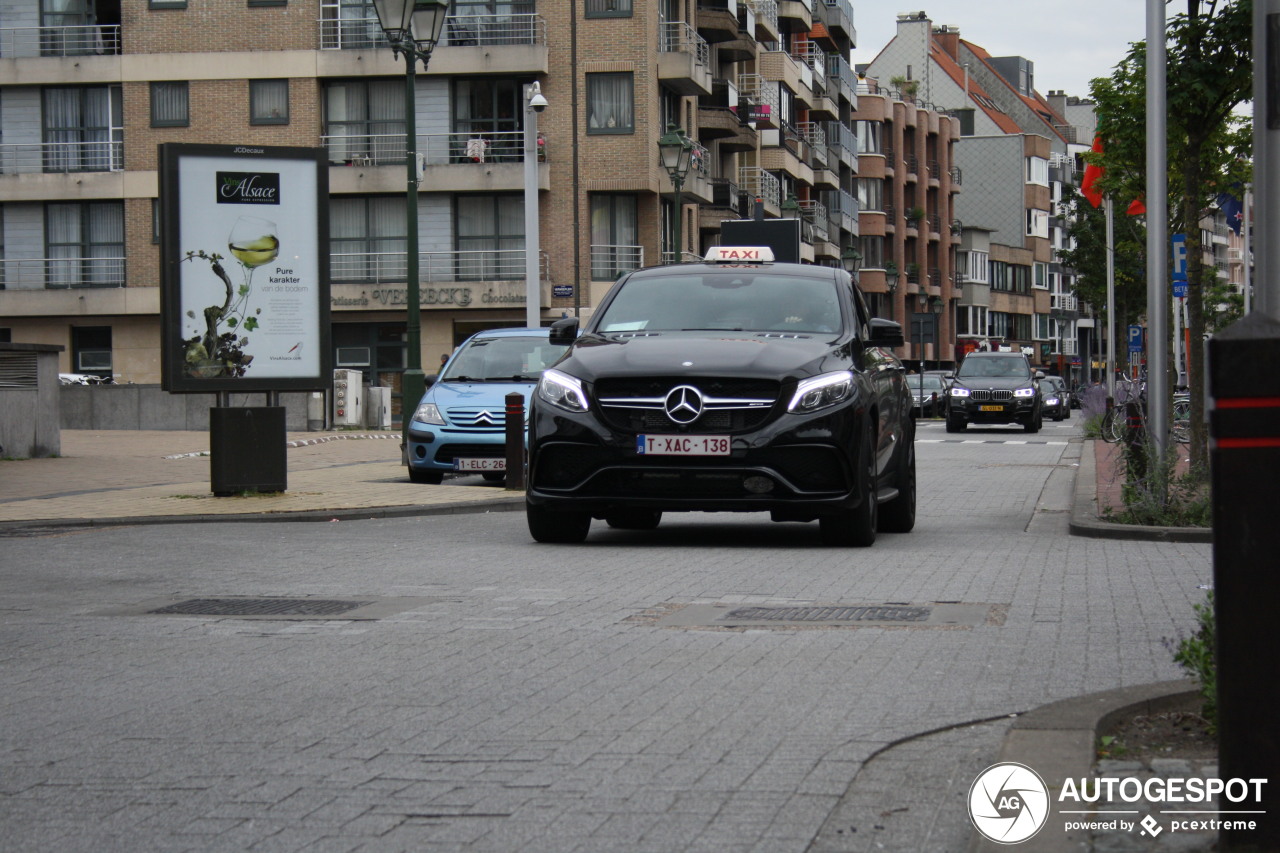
<box><xmin>760</xmin><ymin>49</ymin><xmax>812</xmax><ymax>106</ymax></box>
<box><xmin>318</xmin><ymin>13</ymin><xmax>547</xmax><ymax>74</ymax></box>
<box><xmin>331</xmin><ymin>249</ymin><xmax>548</xmax><ymax>285</ymax></box>
<box><xmin>322</xmin><ymin>131</ymin><xmax>548</xmax><ymax>194</ymax></box>
<box><xmin>0</xmin><ymin>256</ymin><xmax>125</xmax><ymax>290</ymax></box>
<box><xmin>747</xmin><ymin>0</ymin><xmax>780</xmax><ymax>42</ymax></box>
<box><xmin>820</xmin><ymin>0</ymin><xmax>855</xmax><ymax>43</ymax></box>
<box><xmin>0</xmin><ymin>140</ymin><xmax>123</xmax><ymax>175</ymax></box>
<box><xmin>696</xmin><ymin>1</ymin><xmax>744</xmax><ymax>44</ymax></box>
<box><xmin>776</xmin><ymin>0</ymin><xmax>813</xmax><ymax>32</ymax></box>
<box><xmin>737</xmin><ymin>74</ymin><xmax>780</xmax><ymax>129</ymax></box>
<box><xmin>738</xmin><ymin>166</ymin><xmax>781</xmax><ymax>213</ymax></box>
<box><xmin>0</xmin><ymin>25</ymin><xmax>121</xmax><ymax>58</ymax></box>
<box><xmin>590</xmin><ymin>245</ymin><xmax>644</xmax><ymax>282</ymax></box>
<box><xmin>658</xmin><ymin>20</ymin><xmax>713</xmax><ymax>96</ymax></box>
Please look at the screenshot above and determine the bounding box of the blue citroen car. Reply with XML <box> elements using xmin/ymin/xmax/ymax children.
<box><xmin>405</xmin><ymin>327</ymin><xmax>567</xmax><ymax>484</ymax></box>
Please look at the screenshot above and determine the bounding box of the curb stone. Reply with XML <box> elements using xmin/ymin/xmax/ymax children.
<box><xmin>968</xmin><ymin>680</ymin><xmax>1199</xmax><ymax>853</ymax></box>
<box><xmin>1068</xmin><ymin>440</ymin><xmax>1211</xmax><ymax>543</ymax></box>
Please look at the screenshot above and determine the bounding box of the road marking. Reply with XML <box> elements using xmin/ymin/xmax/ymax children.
<box><xmin>918</xmin><ymin>439</ymin><xmax>1068</xmax><ymax>446</ymax></box>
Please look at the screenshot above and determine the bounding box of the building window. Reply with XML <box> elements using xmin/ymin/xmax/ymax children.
<box><xmin>1033</xmin><ymin>262</ymin><xmax>1048</xmax><ymax>289</ymax></box>
<box><xmin>250</xmin><ymin>80</ymin><xmax>290</xmax><ymax>124</ymax></box>
<box><xmin>856</xmin><ymin>177</ymin><xmax>882</xmax><ymax>212</ymax></box>
<box><xmin>456</xmin><ymin>194</ymin><xmax>524</xmax><ymax>280</ymax></box>
<box><xmin>323</xmin><ymin>79</ymin><xmax>406</xmax><ymax>164</ymax></box>
<box><xmin>329</xmin><ymin>196</ymin><xmax>406</xmax><ymax>283</ymax></box>
<box><xmin>963</xmin><ymin>250</ymin><xmax>990</xmax><ymax>284</ymax></box>
<box><xmin>71</xmin><ymin>326</ymin><xmax>113</xmax><ymax>376</ymax></box>
<box><xmin>990</xmin><ymin>260</ymin><xmax>1010</xmax><ymax>291</ymax></box>
<box><xmin>149</xmin><ymin>0</ymin><xmax>187</xmax><ymax>10</ymax></box>
<box><xmin>857</xmin><ymin>235</ymin><xmax>884</xmax><ymax>270</ymax></box>
<box><xmin>1012</xmin><ymin>264</ymin><xmax>1031</xmax><ymax>294</ymax></box>
<box><xmin>45</xmin><ymin>202</ymin><xmax>125</xmax><ymax>289</ymax></box>
<box><xmin>152</xmin><ymin>199</ymin><xmax>160</xmax><ymax>244</ymax></box>
<box><xmin>856</xmin><ymin>121</ymin><xmax>882</xmax><ymax>155</ymax></box>
<box><xmin>42</xmin><ymin>85</ymin><xmax>123</xmax><ymax>172</ymax></box>
<box><xmin>150</xmin><ymin>82</ymin><xmax>190</xmax><ymax>127</ymax></box>
<box><xmin>988</xmin><ymin>310</ymin><xmax>1010</xmax><ymax>339</ymax></box>
<box><xmin>1027</xmin><ymin>209</ymin><xmax>1049</xmax><ymax>239</ymax></box>
<box><xmin>586</xmin><ymin>73</ymin><xmax>634</xmax><ymax>134</ymax></box>
<box><xmin>249</xmin><ymin>0</ymin><xmax>286</xmax><ymax>8</ymax></box>
<box><xmin>585</xmin><ymin>0</ymin><xmax>632</xmax><ymax>17</ymax></box>
<box><xmin>453</xmin><ymin>79</ymin><xmax>522</xmax><ymax>160</ymax></box>
<box><xmin>590</xmin><ymin>194</ymin><xmax>638</xmax><ymax>280</ymax></box>
<box><xmin>1027</xmin><ymin>156</ymin><xmax>1049</xmax><ymax>186</ymax></box>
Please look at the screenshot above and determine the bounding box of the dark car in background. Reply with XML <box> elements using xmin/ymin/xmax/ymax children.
<box><xmin>909</xmin><ymin>373</ymin><xmax>948</xmax><ymax>418</ymax></box>
<box><xmin>945</xmin><ymin>351</ymin><xmax>1044</xmax><ymax>433</ymax></box>
<box><xmin>524</xmin><ymin>246</ymin><xmax>917</xmax><ymax>547</ymax></box>
<box><xmin>1039</xmin><ymin>376</ymin><xmax>1071</xmax><ymax>421</ymax></box>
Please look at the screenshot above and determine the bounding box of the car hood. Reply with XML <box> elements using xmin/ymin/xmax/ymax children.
<box><xmin>422</xmin><ymin>378</ymin><xmax>540</xmax><ymax>409</ymax></box>
<box><xmin>559</xmin><ymin>332</ymin><xmax>843</xmax><ymax>383</ymax></box>
<box><xmin>951</xmin><ymin>375</ymin><xmax>1035</xmax><ymax>391</ymax></box>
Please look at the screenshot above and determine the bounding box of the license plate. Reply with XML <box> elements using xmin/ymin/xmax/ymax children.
<box><xmin>453</xmin><ymin>457</ymin><xmax>505</xmax><ymax>472</ymax></box>
<box><xmin>636</xmin><ymin>435</ymin><xmax>731</xmax><ymax>456</ymax></box>
<box><xmin>979</xmin><ymin>405</ymin><xmax>1005</xmax><ymax>412</ymax></box>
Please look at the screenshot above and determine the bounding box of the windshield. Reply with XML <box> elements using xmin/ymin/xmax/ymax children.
<box><xmin>912</xmin><ymin>376</ymin><xmax>946</xmax><ymax>391</ymax></box>
<box><xmin>956</xmin><ymin>356</ymin><xmax>1031</xmax><ymax>380</ymax></box>
<box><xmin>596</xmin><ymin>271</ymin><xmax>844</xmax><ymax>335</ymax></box>
<box><xmin>442</xmin><ymin>336</ymin><xmax>566</xmax><ymax>382</ymax></box>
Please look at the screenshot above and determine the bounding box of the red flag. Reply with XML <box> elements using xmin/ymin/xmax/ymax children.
<box><xmin>1126</xmin><ymin>197</ymin><xmax>1146</xmax><ymax>215</ymax></box>
<box><xmin>1081</xmin><ymin>136</ymin><xmax>1104</xmax><ymax>208</ymax></box>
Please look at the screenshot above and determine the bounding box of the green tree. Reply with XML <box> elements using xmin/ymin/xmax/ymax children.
<box><xmin>1087</xmin><ymin>0</ymin><xmax>1252</xmax><ymax>467</ymax></box>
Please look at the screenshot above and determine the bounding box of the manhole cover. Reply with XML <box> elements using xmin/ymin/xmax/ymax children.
<box><xmin>723</xmin><ymin>605</ymin><xmax>932</xmax><ymax>623</ymax></box>
<box><xmin>148</xmin><ymin>598</ymin><xmax>371</xmax><ymax>617</ymax></box>
<box><xmin>97</xmin><ymin>595</ymin><xmax>453</xmax><ymax>621</ymax></box>
<box><xmin>649</xmin><ymin>602</ymin><xmax>1004</xmax><ymax>629</ymax></box>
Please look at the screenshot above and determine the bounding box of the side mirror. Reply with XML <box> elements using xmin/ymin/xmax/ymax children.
<box><xmin>549</xmin><ymin>315</ymin><xmax>580</xmax><ymax>346</ymax></box>
<box><xmin>866</xmin><ymin>317</ymin><xmax>904</xmax><ymax>349</ymax></box>
<box><xmin>1034</xmin><ymin>370</ymin><xmax>1046</xmax><ymax>380</ymax></box>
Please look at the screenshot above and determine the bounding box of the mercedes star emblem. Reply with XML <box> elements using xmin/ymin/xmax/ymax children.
<box><xmin>664</xmin><ymin>385</ymin><xmax>705</xmax><ymax>424</ymax></box>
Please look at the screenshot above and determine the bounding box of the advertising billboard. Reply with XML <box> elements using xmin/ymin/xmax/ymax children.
<box><xmin>160</xmin><ymin>144</ymin><xmax>330</xmax><ymax>393</ymax></box>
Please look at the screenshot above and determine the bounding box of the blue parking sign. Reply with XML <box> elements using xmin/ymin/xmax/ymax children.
<box><xmin>1128</xmin><ymin>325</ymin><xmax>1144</xmax><ymax>353</ymax></box>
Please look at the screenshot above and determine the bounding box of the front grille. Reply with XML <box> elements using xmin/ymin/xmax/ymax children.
<box><xmin>533</xmin><ymin>444</ymin><xmax>616</xmax><ymax>489</ymax></box>
<box><xmin>754</xmin><ymin>445</ymin><xmax>847</xmax><ymax>491</ymax></box>
<box><xmin>971</xmin><ymin>389</ymin><xmax>1013</xmax><ymax>402</ymax></box>
<box><xmin>434</xmin><ymin>443</ymin><xmax>504</xmax><ymax>464</ymax></box>
<box><xmin>595</xmin><ymin>376</ymin><xmax>778</xmax><ymax>434</ymax></box>
<box><xmin>446</xmin><ymin>407</ymin><xmax>508</xmax><ymax>428</ymax></box>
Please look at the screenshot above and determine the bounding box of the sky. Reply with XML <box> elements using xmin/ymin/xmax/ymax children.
<box><xmin>848</xmin><ymin>1</ymin><xmax>1150</xmax><ymax>100</ymax></box>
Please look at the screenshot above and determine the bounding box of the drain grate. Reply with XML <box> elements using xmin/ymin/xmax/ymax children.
<box><xmin>148</xmin><ymin>598</ymin><xmax>373</xmax><ymax>617</ymax></box>
<box><xmin>724</xmin><ymin>605</ymin><xmax>931</xmax><ymax>623</ymax></box>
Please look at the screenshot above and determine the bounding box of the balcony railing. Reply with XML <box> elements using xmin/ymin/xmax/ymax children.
<box><xmin>660</xmin><ymin>20</ymin><xmax>710</xmax><ymax>67</ymax></box>
<box><xmin>322</xmin><ymin>131</ymin><xmax>540</xmax><ymax>166</ymax></box>
<box><xmin>737</xmin><ymin>74</ymin><xmax>781</xmax><ymax>127</ymax></box>
<box><xmin>1050</xmin><ymin>293</ymin><xmax>1078</xmax><ymax>312</ymax></box>
<box><xmin>0</xmin><ymin>25</ymin><xmax>120</xmax><ymax>58</ymax></box>
<box><xmin>798</xmin><ymin>200</ymin><xmax>829</xmax><ymax>243</ymax></box>
<box><xmin>591</xmin><ymin>244</ymin><xmax>644</xmax><ymax>281</ymax></box>
<box><xmin>738</xmin><ymin>166</ymin><xmax>781</xmax><ymax>208</ymax></box>
<box><xmin>331</xmin><ymin>249</ymin><xmax>548</xmax><ymax>284</ymax></box>
<box><xmin>318</xmin><ymin>13</ymin><xmax>545</xmax><ymax>51</ymax></box>
<box><xmin>0</xmin><ymin>141</ymin><xmax>124</xmax><ymax>175</ymax></box>
<box><xmin>796</xmin><ymin>121</ymin><xmax>827</xmax><ymax>151</ymax></box>
<box><xmin>0</xmin><ymin>256</ymin><xmax>126</xmax><ymax>289</ymax></box>
<box><xmin>794</xmin><ymin>41</ymin><xmax>826</xmax><ymax>81</ymax></box>
<box><xmin>747</xmin><ymin>0</ymin><xmax>779</xmax><ymax>32</ymax></box>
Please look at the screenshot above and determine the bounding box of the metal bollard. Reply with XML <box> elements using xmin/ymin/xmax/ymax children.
<box><xmin>504</xmin><ymin>392</ymin><xmax>525</xmax><ymax>491</ymax></box>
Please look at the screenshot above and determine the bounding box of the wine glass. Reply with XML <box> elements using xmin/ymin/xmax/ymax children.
<box><xmin>228</xmin><ymin>215</ymin><xmax>279</xmax><ymax>273</ymax></box>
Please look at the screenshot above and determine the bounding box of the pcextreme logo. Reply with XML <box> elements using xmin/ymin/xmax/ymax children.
<box><xmin>968</xmin><ymin>763</ymin><xmax>1051</xmax><ymax>844</ymax></box>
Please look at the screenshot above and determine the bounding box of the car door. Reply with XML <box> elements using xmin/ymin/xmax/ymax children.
<box><xmin>853</xmin><ymin>295</ymin><xmax>906</xmax><ymax>476</ymax></box>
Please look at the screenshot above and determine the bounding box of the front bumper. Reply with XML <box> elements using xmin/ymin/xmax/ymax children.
<box><xmin>526</xmin><ymin>404</ymin><xmax>866</xmax><ymax>516</ymax></box>
<box><xmin>949</xmin><ymin>398</ymin><xmax>1037</xmax><ymax>424</ymax></box>
<box><xmin>406</xmin><ymin>425</ymin><xmax>508</xmax><ymax>472</ymax></box>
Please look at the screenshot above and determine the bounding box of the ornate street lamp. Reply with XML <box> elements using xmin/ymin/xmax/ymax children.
<box><xmin>369</xmin><ymin>0</ymin><xmax>448</xmax><ymax>451</ymax></box>
<box><xmin>657</xmin><ymin>124</ymin><xmax>693</xmax><ymax>262</ymax></box>
<box><xmin>841</xmin><ymin>246</ymin><xmax>862</xmax><ymax>274</ymax></box>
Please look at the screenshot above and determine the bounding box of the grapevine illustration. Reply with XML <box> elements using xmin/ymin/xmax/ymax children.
<box><xmin>180</xmin><ymin>249</ymin><xmax>261</xmax><ymax>378</ymax></box>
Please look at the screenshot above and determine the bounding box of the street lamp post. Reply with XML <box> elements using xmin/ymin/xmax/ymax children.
<box><xmin>657</xmin><ymin>125</ymin><xmax>693</xmax><ymax>263</ymax></box>
<box><xmin>370</xmin><ymin>0</ymin><xmax>448</xmax><ymax>449</ymax></box>
<box><xmin>523</xmin><ymin>81</ymin><xmax>547</xmax><ymax>329</ymax></box>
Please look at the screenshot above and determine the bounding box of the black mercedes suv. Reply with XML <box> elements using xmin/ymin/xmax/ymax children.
<box><xmin>524</xmin><ymin>247</ymin><xmax>916</xmax><ymax>546</ymax></box>
<box><xmin>945</xmin><ymin>351</ymin><xmax>1044</xmax><ymax>433</ymax></box>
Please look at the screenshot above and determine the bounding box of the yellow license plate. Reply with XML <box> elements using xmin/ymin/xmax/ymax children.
<box><xmin>979</xmin><ymin>405</ymin><xmax>1005</xmax><ymax>412</ymax></box>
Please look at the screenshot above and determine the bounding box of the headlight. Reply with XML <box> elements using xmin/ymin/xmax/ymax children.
<box><xmin>412</xmin><ymin>401</ymin><xmax>445</xmax><ymax>425</ymax></box>
<box><xmin>949</xmin><ymin>386</ymin><xmax>971</xmax><ymax>397</ymax></box>
<box><xmin>1045</xmin><ymin>396</ymin><xmax>1060</xmax><ymax>405</ymax></box>
<box><xmin>1013</xmin><ymin>386</ymin><xmax>1036</xmax><ymax>398</ymax></box>
<box><xmin>537</xmin><ymin>368</ymin><xmax>589</xmax><ymax>413</ymax></box>
<box><xmin>788</xmin><ymin>371</ymin><xmax>854</xmax><ymax>413</ymax></box>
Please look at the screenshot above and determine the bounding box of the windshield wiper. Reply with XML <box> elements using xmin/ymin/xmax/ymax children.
<box><xmin>680</xmin><ymin>326</ymin><xmax>744</xmax><ymax>331</ymax></box>
<box><xmin>484</xmin><ymin>374</ymin><xmax>538</xmax><ymax>382</ymax></box>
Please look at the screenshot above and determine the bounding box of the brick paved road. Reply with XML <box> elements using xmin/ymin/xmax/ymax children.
<box><xmin>0</xmin><ymin>422</ymin><xmax>1212</xmax><ymax>852</ymax></box>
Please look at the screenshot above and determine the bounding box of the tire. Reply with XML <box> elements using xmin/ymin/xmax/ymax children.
<box><xmin>527</xmin><ymin>502</ymin><xmax>591</xmax><ymax>543</ymax></box>
<box><xmin>946</xmin><ymin>415</ymin><xmax>966</xmax><ymax>433</ymax></box>
<box><xmin>1024</xmin><ymin>411</ymin><xmax>1041</xmax><ymax>434</ymax></box>
<box><xmin>409</xmin><ymin>468</ymin><xmax>445</xmax><ymax>484</ymax></box>
<box><xmin>878</xmin><ymin>428</ymin><xmax>916</xmax><ymax>534</ymax></box>
<box><xmin>605</xmin><ymin>510</ymin><xmax>662</xmax><ymax>530</ymax></box>
<box><xmin>820</xmin><ymin>428</ymin><xmax>877</xmax><ymax>547</ymax></box>
<box><xmin>1102</xmin><ymin>408</ymin><xmax>1125</xmax><ymax>443</ymax></box>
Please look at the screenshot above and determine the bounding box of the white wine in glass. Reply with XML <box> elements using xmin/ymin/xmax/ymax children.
<box><xmin>228</xmin><ymin>216</ymin><xmax>279</xmax><ymax>270</ymax></box>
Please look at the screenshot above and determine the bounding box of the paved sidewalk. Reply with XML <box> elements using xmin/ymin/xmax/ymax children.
<box><xmin>0</xmin><ymin>430</ymin><xmax>521</xmax><ymax>527</ymax></box>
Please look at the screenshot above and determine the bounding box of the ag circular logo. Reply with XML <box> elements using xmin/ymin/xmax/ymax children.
<box><xmin>968</xmin><ymin>762</ymin><xmax>1050</xmax><ymax>844</ymax></box>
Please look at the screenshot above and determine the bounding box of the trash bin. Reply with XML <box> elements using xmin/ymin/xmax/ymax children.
<box><xmin>209</xmin><ymin>406</ymin><xmax>287</xmax><ymax>496</ymax></box>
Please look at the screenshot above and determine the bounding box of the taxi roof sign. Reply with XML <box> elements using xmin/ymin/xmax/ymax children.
<box><xmin>704</xmin><ymin>246</ymin><xmax>774</xmax><ymax>264</ymax></box>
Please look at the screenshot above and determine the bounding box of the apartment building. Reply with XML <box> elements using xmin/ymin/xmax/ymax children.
<box><xmin>0</xmin><ymin>0</ymin><xmax>868</xmax><ymax>418</ymax></box>
<box><xmin>849</xmin><ymin>79</ymin><xmax>962</xmax><ymax>370</ymax></box>
<box><xmin>862</xmin><ymin>11</ymin><xmax>1087</xmax><ymax>376</ymax></box>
